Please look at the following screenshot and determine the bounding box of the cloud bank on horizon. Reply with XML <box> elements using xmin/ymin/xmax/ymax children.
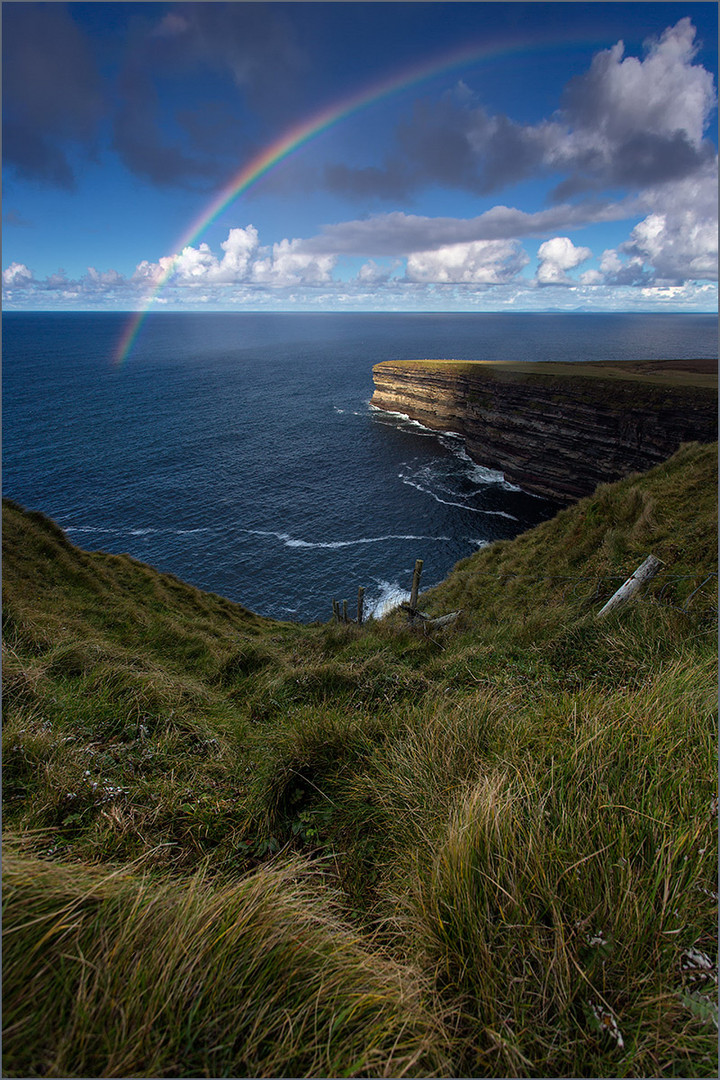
<box><xmin>2</xmin><ymin>2</ymin><xmax>717</xmax><ymax>313</ymax></box>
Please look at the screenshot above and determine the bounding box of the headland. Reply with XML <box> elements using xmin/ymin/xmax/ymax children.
<box><xmin>371</xmin><ymin>357</ymin><xmax>718</xmax><ymax>501</ymax></box>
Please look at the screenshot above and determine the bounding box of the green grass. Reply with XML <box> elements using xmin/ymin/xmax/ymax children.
<box><xmin>373</xmin><ymin>357</ymin><xmax>719</xmax><ymax>391</ymax></box>
<box><xmin>2</xmin><ymin>843</ymin><xmax>448</xmax><ymax>1078</ymax></box>
<box><xmin>3</xmin><ymin>442</ymin><xmax>717</xmax><ymax>1077</ymax></box>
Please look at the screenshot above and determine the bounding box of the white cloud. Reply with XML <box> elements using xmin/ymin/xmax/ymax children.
<box><xmin>406</xmin><ymin>239</ymin><xmax>529</xmax><ymax>284</ymax></box>
<box><xmin>536</xmin><ymin>237</ymin><xmax>592</xmax><ymax>284</ymax></box>
<box><xmin>567</xmin><ymin>18</ymin><xmax>715</xmax><ymax>149</ymax></box>
<box><xmin>589</xmin><ymin>160</ymin><xmax>718</xmax><ymax>285</ymax></box>
<box><xmin>355</xmin><ymin>259</ymin><xmax>393</xmax><ymax>285</ymax></box>
<box><xmin>250</xmin><ymin>238</ymin><xmax>335</xmax><ymax>286</ymax></box>
<box><xmin>579</xmin><ymin>269</ymin><xmax>603</xmax><ymax>285</ymax></box>
<box><xmin>3</xmin><ymin>211</ymin><xmax>716</xmax><ymax>313</ymax></box>
<box><xmin>627</xmin><ymin>166</ymin><xmax>718</xmax><ymax>281</ymax></box>
<box><xmin>219</xmin><ymin>226</ymin><xmax>260</xmax><ymax>278</ymax></box>
<box><xmin>538</xmin><ymin>18</ymin><xmax>717</xmax><ymax>196</ymax></box>
<box><xmin>84</xmin><ymin>266</ymin><xmax>125</xmax><ymax>290</ymax></box>
<box><xmin>2</xmin><ymin>262</ymin><xmax>34</xmax><ymax>286</ymax></box>
<box><xmin>130</xmin><ymin>226</ymin><xmax>334</xmax><ymax>289</ymax></box>
<box><xmin>325</xmin><ymin>19</ymin><xmax>716</xmax><ymax>206</ymax></box>
<box><xmin>622</xmin><ymin>208</ymin><xmax>718</xmax><ymax>281</ymax></box>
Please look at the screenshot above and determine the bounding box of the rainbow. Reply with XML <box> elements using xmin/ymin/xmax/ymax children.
<box><xmin>114</xmin><ymin>29</ymin><xmax>600</xmax><ymax>364</ymax></box>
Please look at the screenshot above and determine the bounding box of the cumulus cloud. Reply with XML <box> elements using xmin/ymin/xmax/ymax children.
<box><xmin>621</xmin><ymin>210</ymin><xmax>718</xmax><ymax>282</ymax></box>
<box><xmin>536</xmin><ymin>237</ymin><xmax>592</xmax><ymax>284</ymax></box>
<box><xmin>355</xmin><ymin>260</ymin><xmax>395</xmax><ymax>285</ymax></box>
<box><xmin>586</xmin><ymin>162</ymin><xmax>718</xmax><ymax>285</ymax></box>
<box><xmin>2</xmin><ymin>263</ymin><xmax>34</xmax><ymax>287</ymax></box>
<box><xmin>2</xmin><ymin>262</ymin><xmax>135</xmax><ymax>303</ymax></box>
<box><xmin>593</xmin><ymin>248</ymin><xmax>648</xmax><ymax>286</ymax></box>
<box><xmin>552</xmin><ymin>17</ymin><xmax>717</xmax><ymax>196</ymax></box>
<box><xmin>129</xmin><ymin>226</ymin><xmax>335</xmax><ymax>290</ymax></box>
<box><xmin>564</xmin><ymin>20</ymin><xmax>714</xmax><ymax>148</ymax></box>
<box><xmin>324</xmin><ymin>19</ymin><xmax>716</xmax><ymax>205</ymax></box>
<box><xmin>5</xmin><ymin>201</ymin><xmax>716</xmax><ymax>312</ymax></box>
<box><xmin>625</xmin><ymin>165</ymin><xmax>718</xmax><ymax>281</ymax></box>
<box><xmin>251</xmin><ymin>239</ymin><xmax>336</xmax><ymax>286</ymax></box>
<box><xmin>406</xmin><ymin>239</ymin><xmax>529</xmax><ymax>284</ymax></box>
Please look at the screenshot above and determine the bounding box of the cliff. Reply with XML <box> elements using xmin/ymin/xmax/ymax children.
<box><xmin>371</xmin><ymin>357</ymin><xmax>718</xmax><ymax>502</ymax></box>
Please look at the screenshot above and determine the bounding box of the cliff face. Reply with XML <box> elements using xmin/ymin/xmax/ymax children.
<box><xmin>371</xmin><ymin>359</ymin><xmax>718</xmax><ymax>502</ymax></box>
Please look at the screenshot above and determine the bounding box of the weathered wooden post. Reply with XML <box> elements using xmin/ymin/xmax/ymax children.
<box><xmin>357</xmin><ymin>586</ymin><xmax>365</xmax><ymax>626</ymax></box>
<box><xmin>332</xmin><ymin>599</ymin><xmax>340</xmax><ymax>622</ymax></box>
<box><xmin>409</xmin><ymin>559</ymin><xmax>423</xmax><ymax>613</ymax></box>
<box><xmin>342</xmin><ymin>599</ymin><xmax>348</xmax><ymax>624</ymax></box>
<box><xmin>597</xmin><ymin>554</ymin><xmax>663</xmax><ymax>618</ymax></box>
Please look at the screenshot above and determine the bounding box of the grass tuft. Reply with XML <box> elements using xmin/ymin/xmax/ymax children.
<box><xmin>3</xmin><ymin>443</ymin><xmax>717</xmax><ymax>1077</ymax></box>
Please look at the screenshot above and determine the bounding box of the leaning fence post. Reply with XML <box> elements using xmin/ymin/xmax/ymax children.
<box><xmin>597</xmin><ymin>554</ymin><xmax>664</xmax><ymax>618</ymax></box>
<box><xmin>409</xmin><ymin>559</ymin><xmax>424</xmax><ymax>613</ymax></box>
<box><xmin>332</xmin><ymin>599</ymin><xmax>340</xmax><ymax>622</ymax></box>
<box><xmin>357</xmin><ymin>586</ymin><xmax>365</xmax><ymax>626</ymax></box>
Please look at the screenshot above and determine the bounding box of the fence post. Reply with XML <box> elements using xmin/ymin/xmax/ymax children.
<box><xmin>357</xmin><ymin>586</ymin><xmax>365</xmax><ymax>626</ymax></box>
<box><xmin>342</xmin><ymin>600</ymin><xmax>348</xmax><ymax>624</ymax></box>
<box><xmin>597</xmin><ymin>554</ymin><xmax>663</xmax><ymax>618</ymax></box>
<box><xmin>409</xmin><ymin>559</ymin><xmax>423</xmax><ymax>613</ymax></box>
<box><xmin>332</xmin><ymin>599</ymin><xmax>340</xmax><ymax>622</ymax></box>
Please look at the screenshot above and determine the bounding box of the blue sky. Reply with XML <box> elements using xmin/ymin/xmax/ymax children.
<box><xmin>2</xmin><ymin>1</ymin><xmax>718</xmax><ymax>312</ymax></box>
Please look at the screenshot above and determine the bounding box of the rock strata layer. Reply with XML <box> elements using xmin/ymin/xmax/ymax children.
<box><xmin>371</xmin><ymin>359</ymin><xmax>718</xmax><ymax>502</ymax></box>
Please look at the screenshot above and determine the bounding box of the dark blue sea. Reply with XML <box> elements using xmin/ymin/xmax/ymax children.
<box><xmin>3</xmin><ymin>312</ymin><xmax>717</xmax><ymax>622</ymax></box>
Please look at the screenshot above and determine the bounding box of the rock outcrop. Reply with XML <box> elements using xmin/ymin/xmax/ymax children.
<box><xmin>371</xmin><ymin>358</ymin><xmax>718</xmax><ymax>502</ymax></box>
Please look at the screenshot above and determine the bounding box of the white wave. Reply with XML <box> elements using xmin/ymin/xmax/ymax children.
<box><xmin>245</xmin><ymin>529</ymin><xmax>450</xmax><ymax>550</ymax></box>
<box><xmin>369</xmin><ymin>404</ymin><xmax>440</xmax><ymax>437</ymax></box>
<box><xmin>398</xmin><ymin>475</ymin><xmax>518</xmax><ymax>519</ymax></box>
<box><xmin>64</xmin><ymin>526</ymin><xmax>119</xmax><ymax>534</ymax></box>
<box><xmin>367</xmin><ymin>580</ymin><xmax>412</xmax><ymax>618</ymax></box>
<box><xmin>371</xmin><ymin>403</ymin><xmax>522</xmax><ymax>492</ymax></box>
<box><xmin>64</xmin><ymin>525</ymin><xmax>211</xmax><ymax>537</ymax></box>
<box><xmin>450</xmin><ymin>444</ymin><xmax>520</xmax><ymax>490</ymax></box>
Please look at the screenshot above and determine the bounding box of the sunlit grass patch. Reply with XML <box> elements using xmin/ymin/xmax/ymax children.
<box><xmin>2</xmin><ymin>843</ymin><xmax>449</xmax><ymax>1079</ymax></box>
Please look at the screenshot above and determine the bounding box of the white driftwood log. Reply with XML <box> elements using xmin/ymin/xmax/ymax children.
<box><xmin>597</xmin><ymin>554</ymin><xmax>663</xmax><ymax>618</ymax></box>
<box><xmin>401</xmin><ymin>607</ymin><xmax>461</xmax><ymax>630</ymax></box>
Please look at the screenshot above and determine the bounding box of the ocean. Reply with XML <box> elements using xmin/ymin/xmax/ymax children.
<box><xmin>3</xmin><ymin>311</ymin><xmax>717</xmax><ymax>622</ymax></box>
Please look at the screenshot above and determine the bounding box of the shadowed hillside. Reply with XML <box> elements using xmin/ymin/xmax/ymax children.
<box><xmin>3</xmin><ymin>442</ymin><xmax>718</xmax><ymax>1078</ymax></box>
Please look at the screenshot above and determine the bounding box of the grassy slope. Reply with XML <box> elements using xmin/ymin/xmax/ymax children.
<box><xmin>2</xmin><ymin>442</ymin><xmax>718</xmax><ymax>1078</ymax></box>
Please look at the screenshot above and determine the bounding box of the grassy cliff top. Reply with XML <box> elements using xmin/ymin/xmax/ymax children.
<box><xmin>373</xmin><ymin>356</ymin><xmax>718</xmax><ymax>390</ymax></box>
<box><xmin>3</xmin><ymin>442</ymin><xmax>718</xmax><ymax>1079</ymax></box>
